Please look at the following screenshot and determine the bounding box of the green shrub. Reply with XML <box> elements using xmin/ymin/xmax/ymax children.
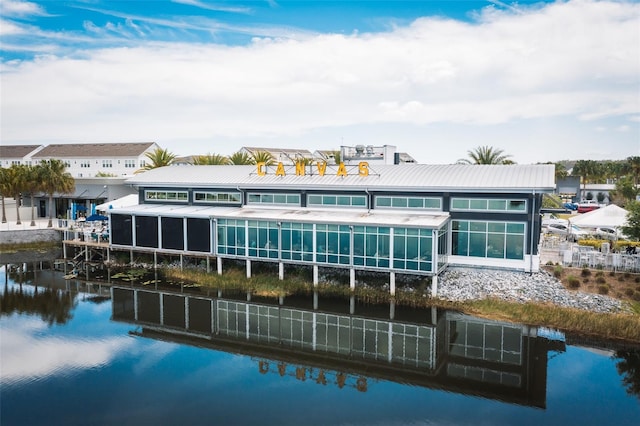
<box><xmin>581</xmin><ymin>268</ymin><xmax>591</xmax><ymax>277</ymax></box>
<box><xmin>567</xmin><ymin>275</ymin><xmax>580</xmax><ymax>289</ymax></box>
<box><xmin>553</xmin><ymin>265</ymin><xmax>563</xmax><ymax>278</ymax></box>
<box><xmin>596</xmin><ymin>276</ymin><xmax>607</xmax><ymax>285</ymax></box>
<box><xmin>595</xmin><ymin>271</ymin><xmax>605</xmax><ymax>278</ymax></box>
<box><xmin>598</xmin><ymin>285</ymin><xmax>609</xmax><ymax>295</ymax></box>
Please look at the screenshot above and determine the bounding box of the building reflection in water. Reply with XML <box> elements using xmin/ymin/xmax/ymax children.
<box><xmin>111</xmin><ymin>286</ymin><xmax>565</xmax><ymax>408</ymax></box>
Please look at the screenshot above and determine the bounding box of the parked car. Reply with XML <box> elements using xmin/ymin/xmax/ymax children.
<box><xmin>563</xmin><ymin>202</ymin><xmax>578</xmax><ymax>211</ymax></box>
<box><xmin>544</xmin><ymin>223</ymin><xmax>588</xmax><ymax>242</ymax></box>
<box><xmin>594</xmin><ymin>226</ymin><xmax>628</xmax><ymax>241</ymax></box>
<box><xmin>577</xmin><ymin>200</ymin><xmax>601</xmax><ymax>213</ymax></box>
<box><xmin>541</xmin><ymin>213</ymin><xmax>568</xmax><ymax>228</ymax></box>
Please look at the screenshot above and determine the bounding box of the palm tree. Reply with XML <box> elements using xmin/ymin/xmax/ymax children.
<box><xmin>251</xmin><ymin>151</ymin><xmax>276</xmax><ymax>165</ymax></box>
<box><xmin>627</xmin><ymin>156</ymin><xmax>640</xmax><ymax>189</ymax></box>
<box><xmin>572</xmin><ymin>160</ymin><xmax>599</xmax><ymax>200</ymax></box>
<box><xmin>6</xmin><ymin>165</ymin><xmax>27</xmax><ymax>225</ymax></box>
<box><xmin>39</xmin><ymin>159</ymin><xmax>75</xmax><ymax>227</ymax></box>
<box><xmin>0</xmin><ymin>167</ymin><xmax>8</xmax><ymax>223</ymax></box>
<box><xmin>192</xmin><ymin>153</ymin><xmax>230</xmax><ymax>165</ymax></box>
<box><xmin>24</xmin><ymin>165</ymin><xmax>43</xmax><ymax>226</ymax></box>
<box><xmin>136</xmin><ymin>148</ymin><xmax>176</xmax><ymax>173</ymax></box>
<box><xmin>457</xmin><ymin>146</ymin><xmax>513</xmax><ymax>164</ymax></box>
<box><xmin>228</xmin><ymin>151</ymin><xmax>255</xmax><ymax>165</ymax></box>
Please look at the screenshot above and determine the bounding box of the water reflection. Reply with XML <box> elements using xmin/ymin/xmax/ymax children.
<box><xmin>615</xmin><ymin>350</ymin><xmax>640</xmax><ymax>400</ymax></box>
<box><xmin>112</xmin><ymin>286</ymin><xmax>566</xmax><ymax>408</ymax></box>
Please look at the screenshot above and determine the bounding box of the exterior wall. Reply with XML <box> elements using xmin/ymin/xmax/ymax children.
<box><xmin>0</xmin><ymin>229</ymin><xmax>61</xmax><ymax>245</ymax></box>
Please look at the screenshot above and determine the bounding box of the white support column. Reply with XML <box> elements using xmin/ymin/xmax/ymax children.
<box><xmin>313</xmin><ymin>265</ymin><xmax>319</xmax><ymax>287</ymax></box>
<box><xmin>431</xmin><ymin>274</ymin><xmax>438</xmax><ymax>298</ymax></box>
<box><xmin>349</xmin><ymin>295</ymin><xmax>355</xmax><ymax>315</ymax></box>
<box><xmin>390</xmin><ymin>271</ymin><xmax>396</xmax><ymax>296</ymax></box>
<box><xmin>158</xmin><ymin>216</ymin><xmax>163</xmax><ymax>249</ymax></box>
<box><xmin>183</xmin><ymin>217</ymin><xmax>188</xmax><ymax>252</ymax></box>
<box><xmin>154</xmin><ymin>251</ymin><xmax>157</xmax><ymax>269</ymax></box>
<box><xmin>180</xmin><ymin>254</ymin><xmax>183</xmax><ymax>270</ymax></box>
<box><xmin>206</xmin><ymin>257</ymin><xmax>210</xmax><ymax>273</ymax></box>
<box><xmin>389</xmin><ymin>299</ymin><xmax>395</xmax><ymax>320</ymax></box>
<box><xmin>217</xmin><ymin>257</ymin><xmax>223</xmax><ymax>275</ymax></box>
<box><xmin>246</xmin><ymin>259</ymin><xmax>252</xmax><ymax>278</ymax></box>
<box><xmin>159</xmin><ymin>293</ymin><xmax>164</xmax><ymax>325</ymax></box>
<box><xmin>350</xmin><ymin>268</ymin><xmax>356</xmax><ymax>291</ymax></box>
<box><xmin>313</xmin><ymin>291</ymin><xmax>318</xmax><ymax>310</ymax></box>
<box><xmin>278</xmin><ymin>262</ymin><xmax>284</xmax><ymax>281</ymax></box>
<box><xmin>130</xmin><ymin>249</ymin><xmax>133</xmax><ymax>264</ymax></box>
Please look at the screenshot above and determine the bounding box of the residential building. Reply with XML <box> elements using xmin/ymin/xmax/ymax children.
<box><xmin>0</xmin><ymin>144</ymin><xmax>44</xmax><ymax>167</ymax></box>
<box><xmin>30</xmin><ymin>142</ymin><xmax>159</xmax><ymax>178</ymax></box>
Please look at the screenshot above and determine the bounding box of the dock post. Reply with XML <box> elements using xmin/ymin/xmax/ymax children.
<box><xmin>313</xmin><ymin>265</ymin><xmax>319</xmax><ymax>287</ymax></box>
<box><xmin>431</xmin><ymin>274</ymin><xmax>438</xmax><ymax>298</ymax></box>
<box><xmin>206</xmin><ymin>257</ymin><xmax>210</xmax><ymax>273</ymax></box>
<box><xmin>350</xmin><ymin>268</ymin><xmax>355</xmax><ymax>291</ymax></box>
<box><xmin>389</xmin><ymin>272</ymin><xmax>396</xmax><ymax>296</ymax></box>
<box><xmin>278</xmin><ymin>262</ymin><xmax>284</xmax><ymax>280</ymax></box>
<box><xmin>154</xmin><ymin>251</ymin><xmax>157</xmax><ymax>269</ymax></box>
<box><xmin>217</xmin><ymin>257</ymin><xmax>222</xmax><ymax>275</ymax></box>
<box><xmin>246</xmin><ymin>259</ymin><xmax>252</xmax><ymax>278</ymax></box>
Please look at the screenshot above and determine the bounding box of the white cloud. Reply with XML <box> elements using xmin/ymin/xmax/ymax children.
<box><xmin>0</xmin><ymin>0</ymin><xmax>47</xmax><ymax>17</ymax></box>
<box><xmin>1</xmin><ymin>0</ymin><xmax>638</xmax><ymax>164</ymax></box>
<box><xmin>0</xmin><ymin>317</ymin><xmax>135</xmax><ymax>384</ymax></box>
<box><xmin>172</xmin><ymin>0</ymin><xmax>253</xmax><ymax>14</ymax></box>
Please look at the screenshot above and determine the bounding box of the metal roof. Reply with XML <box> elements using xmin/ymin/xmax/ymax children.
<box><xmin>127</xmin><ymin>163</ymin><xmax>556</xmax><ymax>193</ymax></box>
<box><xmin>32</xmin><ymin>142</ymin><xmax>157</xmax><ymax>158</ymax></box>
<box><xmin>0</xmin><ymin>144</ymin><xmax>43</xmax><ymax>158</ymax></box>
<box><xmin>110</xmin><ymin>204</ymin><xmax>450</xmax><ymax>228</ymax></box>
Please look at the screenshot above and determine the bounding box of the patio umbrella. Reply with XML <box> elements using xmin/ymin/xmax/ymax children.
<box><xmin>85</xmin><ymin>214</ymin><xmax>108</xmax><ymax>222</ymax></box>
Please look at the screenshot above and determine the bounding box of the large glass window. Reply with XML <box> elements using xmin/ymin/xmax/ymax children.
<box><xmin>353</xmin><ymin>226</ymin><xmax>390</xmax><ymax>269</ymax></box>
<box><xmin>135</xmin><ymin>215</ymin><xmax>158</xmax><ymax>248</ymax></box>
<box><xmin>307</xmin><ymin>194</ymin><xmax>367</xmax><ymax>208</ymax></box>
<box><xmin>451</xmin><ymin>198</ymin><xmax>527</xmax><ymax>213</ymax></box>
<box><xmin>161</xmin><ymin>217</ymin><xmax>184</xmax><ymax>250</ymax></box>
<box><xmin>452</xmin><ymin>220</ymin><xmax>525</xmax><ymax>260</ymax></box>
<box><xmin>392</xmin><ymin>228</ymin><xmax>433</xmax><ymax>272</ymax></box>
<box><xmin>144</xmin><ymin>190</ymin><xmax>188</xmax><ymax>202</ymax></box>
<box><xmin>194</xmin><ymin>191</ymin><xmax>241</xmax><ymax>204</ymax></box>
<box><xmin>247</xmin><ymin>220</ymin><xmax>279</xmax><ymax>259</ymax></box>
<box><xmin>375</xmin><ymin>196</ymin><xmax>441</xmax><ymax>210</ymax></box>
<box><xmin>281</xmin><ymin>222</ymin><xmax>313</xmax><ymax>262</ymax></box>
<box><xmin>187</xmin><ymin>218</ymin><xmax>210</xmax><ymax>252</ymax></box>
<box><xmin>315</xmin><ymin>224</ymin><xmax>351</xmax><ymax>265</ymax></box>
<box><xmin>217</xmin><ymin>219</ymin><xmax>246</xmax><ymax>256</ymax></box>
<box><xmin>247</xmin><ymin>193</ymin><xmax>300</xmax><ymax>206</ymax></box>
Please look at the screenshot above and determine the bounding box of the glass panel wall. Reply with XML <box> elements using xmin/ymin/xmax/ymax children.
<box><xmin>281</xmin><ymin>222</ymin><xmax>314</xmax><ymax>261</ymax></box>
<box><xmin>393</xmin><ymin>228</ymin><xmax>433</xmax><ymax>272</ymax></box>
<box><xmin>452</xmin><ymin>220</ymin><xmax>525</xmax><ymax>260</ymax></box>
<box><xmin>451</xmin><ymin>198</ymin><xmax>527</xmax><ymax>213</ymax></box>
<box><xmin>248</xmin><ymin>220</ymin><xmax>279</xmax><ymax>259</ymax></box>
<box><xmin>353</xmin><ymin>226</ymin><xmax>390</xmax><ymax>269</ymax></box>
<box><xmin>375</xmin><ymin>196</ymin><xmax>441</xmax><ymax>211</ymax></box>
<box><xmin>216</xmin><ymin>219</ymin><xmax>246</xmax><ymax>256</ymax></box>
<box><xmin>307</xmin><ymin>194</ymin><xmax>367</xmax><ymax>208</ymax></box>
<box><xmin>315</xmin><ymin>224</ymin><xmax>351</xmax><ymax>265</ymax></box>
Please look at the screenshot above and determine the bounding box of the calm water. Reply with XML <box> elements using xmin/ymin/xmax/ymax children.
<box><xmin>1</xmin><ymin>264</ymin><xmax>639</xmax><ymax>426</ymax></box>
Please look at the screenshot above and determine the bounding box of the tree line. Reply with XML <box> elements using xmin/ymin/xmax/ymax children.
<box><xmin>0</xmin><ymin>159</ymin><xmax>74</xmax><ymax>227</ymax></box>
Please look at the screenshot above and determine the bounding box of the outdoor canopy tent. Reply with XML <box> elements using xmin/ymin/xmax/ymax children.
<box><xmin>570</xmin><ymin>204</ymin><xmax>628</xmax><ymax>228</ymax></box>
<box><xmin>95</xmin><ymin>194</ymin><xmax>138</xmax><ymax>212</ymax></box>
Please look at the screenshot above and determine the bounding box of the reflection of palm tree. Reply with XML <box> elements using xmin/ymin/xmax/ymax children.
<box><xmin>136</xmin><ymin>148</ymin><xmax>177</xmax><ymax>173</ymax></box>
<box><xmin>39</xmin><ymin>159</ymin><xmax>75</xmax><ymax>227</ymax></box>
<box><xmin>0</xmin><ymin>284</ymin><xmax>76</xmax><ymax>325</ymax></box>
<box><xmin>615</xmin><ymin>349</ymin><xmax>640</xmax><ymax>400</ymax></box>
<box><xmin>457</xmin><ymin>146</ymin><xmax>513</xmax><ymax>164</ymax></box>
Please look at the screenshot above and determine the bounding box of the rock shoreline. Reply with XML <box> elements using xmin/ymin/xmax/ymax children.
<box><xmin>437</xmin><ymin>267</ymin><xmax>627</xmax><ymax>314</ymax></box>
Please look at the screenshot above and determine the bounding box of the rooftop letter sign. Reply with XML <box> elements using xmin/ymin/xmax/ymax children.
<box><xmin>256</xmin><ymin>161</ymin><xmax>369</xmax><ymax>177</ymax></box>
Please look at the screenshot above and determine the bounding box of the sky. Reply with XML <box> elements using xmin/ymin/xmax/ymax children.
<box><xmin>1</xmin><ymin>0</ymin><xmax>638</xmax><ymax>165</ymax></box>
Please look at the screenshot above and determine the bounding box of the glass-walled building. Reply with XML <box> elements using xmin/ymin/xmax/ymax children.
<box><xmin>109</xmin><ymin>163</ymin><xmax>554</xmax><ymax>289</ymax></box>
